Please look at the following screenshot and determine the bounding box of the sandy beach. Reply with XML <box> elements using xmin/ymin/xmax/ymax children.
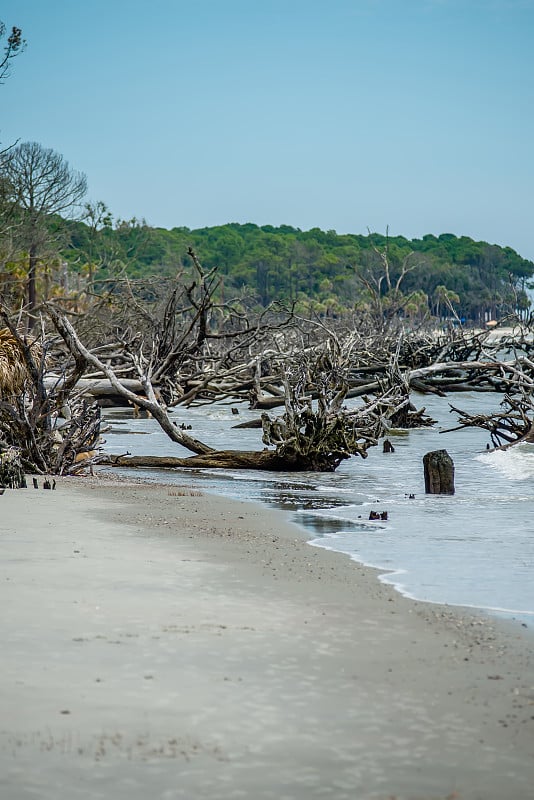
<box><xmin>1</xmin><ymin>476</ymin><xmax>533</xmax><ymax>800</ymax></box>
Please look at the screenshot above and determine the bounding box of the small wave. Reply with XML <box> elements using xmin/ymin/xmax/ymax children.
<box><xmin>309</xmin><ymin>540</ymin><xmax>534</xmax><ymax>619</ymax></box>
<box><xmin>380</xmin><ymin>575</ymin><xmax>534</xmax><ymax>619</ymax></box>
<box><xmin>181</xmin><ymin>469</ymin><xmax>279</xmax><ymax>483</ymax></box>
<box><xmin>104</xmin><ymin>398</ymin><xmax>534</xmax><ymax>627</ymax></box>
<box><xmin>386</xmin><ymin>569</ymin><xmax>534</xmax><ymax>620</ymax></box>
<box><xmin>221</xmin><ymin>472</ymin><xmax>318</xmax><ymax>489</ymax></box>
<box><xmin>476</xmin><ymin>445</ymin><xmax>534</xmax><ymax>481</ymax></box>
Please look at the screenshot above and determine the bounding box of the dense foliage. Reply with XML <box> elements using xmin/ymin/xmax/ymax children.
<box><xmin>0</xmin><ymin>37</ymin><xmax>532</xmax><ymax>327</ymax></box>
<box><xmin>2</xmin><ymin>163</ymin><xmax>533</xmax><ymax>324</ymax></box>
<box><xmin>59</xmin><ymin>218</ymin><xmax>534</xmax><ymax>324</ymax></box>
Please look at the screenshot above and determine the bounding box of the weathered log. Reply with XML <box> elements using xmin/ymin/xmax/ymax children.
<box><xmin>104</xmin><ymin>449</ymin><xmax>340</xmax><ymax>472</ymax></box>
<box><xmin>409</xmin><ymin>378</ymin><xmax>447</xmax><ymax>396</ymax></box>
<box><xmin>448</xmin><ymin>392</ymin><xmax>534</xmax><ymax>450</ymax></box>
<box><xmin>423</xmin><ymin>449</ymin><xmax>455</xmax><ymax>495</ymax></box>
<box><xmin>248</xmin><ymin>392</ymin><xmax>286</xmax><ymax>410</ymax></box>
<box><xmin>388</xmin><ymin>402</ymin><xmax>435</xmax><ymax>429</ymax></box>
<box><xmin>44</xmin><ymin>377</ymin><xmax>152</xmax><ymax>408</ymax></box>
<box><xmin>48</xmin><ymin>308</ymin><xmax>213</xmax><ymax>457</ymax></box>
<box><xmin>44</xmin><ymin>377</ymin><xmax>145</xmax><ymax>395</ymax></box>
<box><xmin>232</xmin><ymin>418</ymin><xmax>263</xmax><ymax>429</ymax></box>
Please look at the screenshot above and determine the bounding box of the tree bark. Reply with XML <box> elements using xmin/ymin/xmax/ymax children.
<box><xmin>27</xmin><ymin>244</ymin><xmax>38</xmax><ymax>330</ymax></box>
<box><xmin>423</xmin><ymin>449</ymin><xmax>455</xmax><ymax>495</ymax></box>
<box><xmin>104</xmin><ymin>449</ymin><xmax>336</xmax><ymax>472</ymax></box>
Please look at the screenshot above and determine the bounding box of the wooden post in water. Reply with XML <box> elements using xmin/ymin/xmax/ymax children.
<box><xmin>423</xmin><ymin>449</ymin><xmax>455</xmax><ymax>495</ymax></box>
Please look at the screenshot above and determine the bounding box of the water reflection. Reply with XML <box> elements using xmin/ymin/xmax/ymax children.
<box><xmin>260</xmin><ymin>491</ymin><xmax>352</xmax><ymax>512</ymax></box>
<box><xmin>297</xmin><ymin>512</ymin><xmax>373</xmax><ymax>535</ymax></box>
<box><xmin>107</xmin><ymin>428</ymin><xmax>153</xmax><ymax>436</ymax></box>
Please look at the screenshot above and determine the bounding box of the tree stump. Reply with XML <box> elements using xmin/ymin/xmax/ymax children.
<box><xmin>423</xmin><ymin>449</ymin><xmax>455</xmax><ymax>495</ymax></box>
<box><xmin>0</xmin><ymin>447</ymin><xmax>25</xmax><ymax>489</ymax></box>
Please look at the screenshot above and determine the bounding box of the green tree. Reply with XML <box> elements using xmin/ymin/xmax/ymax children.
<box><xmin>2</xmin><ymin>142</ymin><xmax>87</xmax><ymax>326</ymax></box>
<box><xmin>433</xmin><ymin>285</ymin><xmax>460</xmax><ymax>319</ymax></box>
<box><xmin>27</xmin><ymin>217</ymin><xmax>534</xmax><ymax>323</ymax></box>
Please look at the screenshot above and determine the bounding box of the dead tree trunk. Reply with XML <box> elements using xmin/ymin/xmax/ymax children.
<box><xmin>448</xmin><ymin>391</ymin><xmax>534</xmax><ymax>450</ymax></box>
<box><xmin>48</xmin><ymin>310</ymin><xmax>407</xmax><ymax>472</ymax></box>
<box><xmin>0</xmin><ymin>310</ymin><xmax>102</xmax><ymax>475</ymax></box>
<box><xmin>423</xmin><ymin>449</ymin><xmax>455</xmax><ymax>495</ymax></box>
<box><xmin>105</xmin><ymin>450</ymin><xmax>307</xmax><ymax>471</ymax></box>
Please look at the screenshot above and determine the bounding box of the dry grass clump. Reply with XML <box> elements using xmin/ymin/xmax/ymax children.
<box><xmin>167</xmin><ymin>487</ymin><xmax>204</xmax><ymax>497</ymax></box>
<box><xmin>0</xmin><ymin>328</ymin><xmax>43</xmax><ymax>397</ymax></box>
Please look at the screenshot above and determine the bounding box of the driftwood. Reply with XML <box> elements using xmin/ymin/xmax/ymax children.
<box><xmin>44</xmin><ymin>376</ymin><xmax>148</xmax><ymax>408</ymax></box>
<box><xmin>232</xmin><ymin>418</ymin><xmax>263</xmax><ymax>429</ymax></box>
<box><xmin>47</xmin><ymin>306</ymin><xmax>213</xmax><ymax>457</ymax></box>
<box><xmin>248</xmin><ymin>350</ymin><xmax>534</xmax><ymax>414</ymax></box>
<box><xmin>3</xmin><ymin>239</ymin><xmax>534</xmax><ymax>476</ymax></box>
<box><xmin>105</xmin><ymin>450</ymin><xmax>306</xmax><ymax>471</ymax></box>
<box><xmin>441</xmin><ymin>348</ymin><xmax>534</xmax><ymax>450</ymax></box>
<box><xmin>423</xmin><ymin>449</ymin><xmax>455</xmax><ymax>495</ymax></box>
<box><xmin>0</xmin><ymin>308</ymin><xmax>103</xmax><ymax>475</ymax></box>
<box><xmin>50</xmin><ymin>308</ymin><xmax>409</xmax><ymax>471</ymax></box>
<box><xmin>49</xmin><ymin>291</ymin><xmax>534</xmax><ymax>473</ymax></box>
<box><xmin>44</xmin><ymin>261</ymin><xmax>534</xmax><ymax>421</ymax></box>
<box><xmin>388</xmin><ymin>402</ymin><xmax>435</xmax><ymax>429</ymax></box>
<box><xmin>448</xmin><ymin>392</ymin><xmax>534</xmax><ymax>450</ymax></box>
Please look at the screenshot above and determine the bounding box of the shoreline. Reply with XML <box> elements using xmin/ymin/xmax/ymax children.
<box><xmin>1</xmin><ymin>474</ymin><xmax>534</xmax><ymax>799</ymax></box>
<box><xmin>132</xmin><ymin>469</ymin><xmax>534</xmax><ymax>630</ymax></box>
<box><xmin>311</xmin><ymin>538</ymin><xmax>534</xmax><ymax>634</ymax></box>
<box><xmin>106</xmin><ymin>403</ymin><xmax>534</xmax><ymax>627</ymax></box>
<box><xmin>96</xmin><ymin>471</ymin><xmax>534</xmax><ymax>630</ymax></box>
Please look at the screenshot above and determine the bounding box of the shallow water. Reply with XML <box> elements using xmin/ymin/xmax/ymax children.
<box><xmin>103</xmin><ymin>393</ymin><xmax>534</xmax><ymax>624</ymax></box>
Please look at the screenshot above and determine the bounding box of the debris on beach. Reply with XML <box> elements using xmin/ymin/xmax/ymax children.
<box><xmin>369</xmin><ymin>510</ymin><xmax>388</xmax><ymax>521</ymax></box>
<box><xmin>0</xmin><ymin>446</ymin><xmax>25</xmax><ymax>489</ymax></box>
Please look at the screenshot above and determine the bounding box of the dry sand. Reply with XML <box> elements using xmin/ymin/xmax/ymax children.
<box><xmin>1</xmin><ymin>475</ymin><xmax>533</xmax><ymax>800</ymax></box>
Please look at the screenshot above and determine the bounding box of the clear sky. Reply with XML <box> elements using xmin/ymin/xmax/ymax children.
<box><xmin>1</xmin><ymin>0</ymin><xmax>533</xmax><ymax>258</ymax></box>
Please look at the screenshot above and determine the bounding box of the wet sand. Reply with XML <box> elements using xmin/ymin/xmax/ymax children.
<box><xmin>1</xmin><ymin>475</ymin><xmax>533</xmax><ymax>799</ymax></box>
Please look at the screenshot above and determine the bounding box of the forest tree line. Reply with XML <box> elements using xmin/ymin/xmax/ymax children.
<box><xmin>1</xmin><ymin>22</ymin><xmax>533</xmax><ymax>328</ymax></box>
<box><xmin>31</xmin><ymin>214</ymin><xmax>534</xmax><ymax>324</ymax></box>
<box><xmin>0</xmin><ymin>140</ymin><xmax>533</xmax><ymax>326</ymax></box>
<box><xmin>3</xmin><ymin>25</ymin><xmax>534</xmax><ymax>478</ymax></box>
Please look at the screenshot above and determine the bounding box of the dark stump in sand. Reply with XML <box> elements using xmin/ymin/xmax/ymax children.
<box><xmin>423</xmin><ymin>449</ymin><xmax>455</xmax><ymax>495</ymax></box>
<box><xmin>0</xmin><ymin>447</ymin><xmax>25</xmax><ymax>489</ymax></box>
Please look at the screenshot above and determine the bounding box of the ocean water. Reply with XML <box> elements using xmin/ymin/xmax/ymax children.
<box><xmin>103</xmin><ymin>392</ymin><xmax>534</xmax><ymax>624</ymax></box>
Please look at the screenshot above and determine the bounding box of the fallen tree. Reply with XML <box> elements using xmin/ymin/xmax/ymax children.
<box><xmin>3</xmin><ymin>239</ymin><xmax>534</xmax><ymax>476</ymax></box>
<box><xmin>0</xmin><ymin>312</ymin><xmax>103</xmax><ymax>475</ymax></box>
<box><xmin>448</xmin><ymin>391</ymin><xmax>534</xmax><ymax>450</ymax></box>
<box><xmin>50</xmin><ymin>311</ymin><xmax>408</xmax><ymax>472</ymax></box>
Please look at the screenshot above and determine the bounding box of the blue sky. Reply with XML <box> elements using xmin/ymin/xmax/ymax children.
<box><xmin>2</xmin><ymin>0</ymin><xmax>533</xmax><ymax>258</ymax></box>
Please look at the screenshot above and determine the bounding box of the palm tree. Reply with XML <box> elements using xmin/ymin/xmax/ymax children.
<box><xmin>433</xmin><ymin>285</ymin><xmax>460</xmax><ymax>320</ymax></box>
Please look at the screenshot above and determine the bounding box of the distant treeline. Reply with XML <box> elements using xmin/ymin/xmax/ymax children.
<box><xmin>61</xmin><ymin>217</ymin><xmax>534</xmax><ymax>322</ymax></box>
